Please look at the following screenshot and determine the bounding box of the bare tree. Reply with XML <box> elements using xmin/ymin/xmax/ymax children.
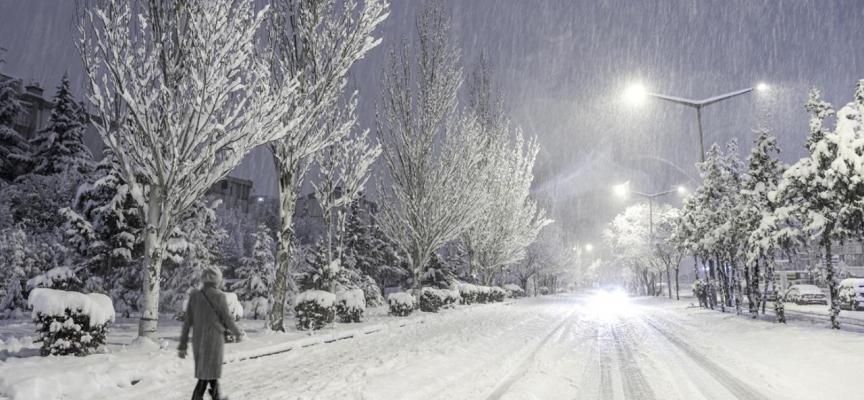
<box><xmin>76</xmin><ymin>0</ymin><xmax>305</xmax><ymax>338</ymax></box>
<box><xmin>265</xmin><ymin>0</ymin><xmax>388</xmax><ymax>331</ymax></box>
<box><xmin>460</xmin><ymin>56</ymin><xmax>550</xmax><ymax>285</ymax></box>
<box><xmin>376</xmin><ymin>1</ymin><xmax>488</xmax><ymax>294</ymax></box>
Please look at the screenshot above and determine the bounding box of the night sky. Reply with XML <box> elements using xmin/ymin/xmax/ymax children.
<box><xmin>1</xmin><ymin>0</ymin><xmax>862</xmax><ymax>244</ymax></box>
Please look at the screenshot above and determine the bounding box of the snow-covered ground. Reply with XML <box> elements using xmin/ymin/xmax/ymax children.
<box><xmin>3</xmin><ymin>293</ymin><xmax>864</xmax><ymax>399</ymax></box>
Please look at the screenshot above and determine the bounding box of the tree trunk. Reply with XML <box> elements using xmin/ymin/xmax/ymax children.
<box><xmin>706</xmin><ymin>258</ymin><xmax>716</xmax><ymax>309</ymax></box>
<box><xmin>824</xmin><ymin>238</ymin><xmax>840</xmax><ymax>329</ymax></box>
<box><xmin>744</xmin><ymin>260</ymin><xmax>755</xmax><ymax>317</ymax></box>
<box><xmin>269</xmin><ymin>166</ymin><xmax>299</xmax><ymax>332</ymax></box>
<box><xmin>138</xmin><ymin>188</ymin><xmax>167</xmax><ymax>339</ymax></box>
<box><xmin>666</xmin><ymin>263</ymin><xmax>672</xmax><ymax>299</ymax></box>
<box><xmin>764</xmin><ymin>258</ymin><xmax>785</xmax><ymax>323</ymax></box>
<box><xmin>674</xmin><ymin>267</ymin><xmax>680</xmax><ymax>300</ymax></box>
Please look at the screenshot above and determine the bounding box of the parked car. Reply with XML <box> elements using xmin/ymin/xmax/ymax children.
<box><xmin>838</xmin><ymin>279</ymin><xmax>864</xmax><ymax>311</ymax></box>
<box><xmin>784</xmin><ymin>284</ymin><xmax>827</xmax><ymax>305</ymax></box>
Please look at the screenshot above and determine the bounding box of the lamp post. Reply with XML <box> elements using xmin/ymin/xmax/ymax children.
<box><xmin>613</xmin><ymin>183</ymin><xmax>687</xmax><ymax>249</ymax></box>
<box><xmin>624</xmin><ymin>84</ymin><xmax>770</xmax><ymax>163</ymax></box>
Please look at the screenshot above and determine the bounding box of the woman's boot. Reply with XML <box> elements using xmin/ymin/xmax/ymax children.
<box><xmin>208</xmin><ymin>380</ymin><xmax>221</xmax><ymax>400</ymax></box>
<box><xmin>191</xmin><ymin>380</ymin><xmax>207</xmax><ymax>400</ymax></box>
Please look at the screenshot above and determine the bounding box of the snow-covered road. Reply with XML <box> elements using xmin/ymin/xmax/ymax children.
<box><xmin>110</xmin><ymin>293</ymin><xmax>860</xmax><ymax>400</ymax></box>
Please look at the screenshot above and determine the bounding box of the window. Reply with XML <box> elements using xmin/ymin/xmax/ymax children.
<box><xmin>221</xmin><ymin>180</ymin><xmax>228</xmax><ymax>190</ymax></box>
<box><xmin>15</xmin><ymin>102</ymin><xmax>31</xmax><ymax>127</ymax></box>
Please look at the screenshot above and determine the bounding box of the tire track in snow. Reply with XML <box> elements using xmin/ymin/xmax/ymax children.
<box><xmin>483</xmin><ymin>306</ymin><xmax>580</xmax><ymax>400</ymax></box>
<box><xmin>597</xmin><ymin>325</ymin><xmax>614</xmax><ymax>400</ymax></box>
<box><xmin>610</xmin><ymin>324</ymin><xmax>655</xmax><ymax>400</ymax></box>
<box><xmin>641</xmin><ymin>317</ymin><xmax>765</xmax><ymax>400</ymax></box>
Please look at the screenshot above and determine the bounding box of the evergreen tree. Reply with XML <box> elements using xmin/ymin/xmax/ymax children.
<box><xmin>60</xmin><ymin>149</ymin><xmax>144</xmax><ymax>315</ymax></box>
<box><xmin>775</xmin><ymin>85</ymin><xmax>864</xmax><ymax>329</ymax></box>
<box><xmin>29</xmin><ymin>73</ymin><xmax>92</xmax><ymax>177</ymax></box>
<box><xmin>715</xmin><ymin>139</ymin><xmax>747</xmax><ymax>313</ymax></box>
<box><xmin>0</xmin><ymin>75</ymin><xmax>28</xmax><ymax>183</ymax></box>
<box><xmin>740</xmin><ymin>130</ymin><xmax>786</xmax><ymax>322</ymax></box>
<box><xmin>232</xmin><ymin>225</ymin><xmax>275</xmax><ymax>319</ymax></box>
<box><xmin>0</xmin><ymin>226</ymin><xmax>34</xmax><ymax>317</ymax></box>
<box><xmin>162</xmin><ymin>200</ymin><xmax>228</xmax><ymax>313</ymax></box>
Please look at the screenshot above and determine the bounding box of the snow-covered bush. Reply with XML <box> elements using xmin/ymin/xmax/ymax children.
<box><xmin>359</xmin><ymin>275</ymin><xmax>386</xmax><ymax>308</ymax></box>
<box><xmin>489</xmin><ymin>287</ymin><xmax>506</xmax><ymax>302</ymax></box>
<box><xmin>419</xmin><ymin>287</ymin><xmax>444</xmax><ymax>313</ymax></box>
<box><xmin>539</xmin><ymin>286</ymin><xmax>550</xmax><ymax>295</ymax></box>
<box><xmin>388</xmin><ymin>292</ymin><xmax>414</xmax><ymax>317</ymax></box>
<box><xmin>26</xmin><ymin>266</ymin><xmax>82</xmax><ymax>291</ymax></box>
<box><xmin>441</xmin><ymin>289</ymin><xmax>461</xmax><ymax>308</ymax></box>
<box><xmin>28</xmin><ymin>288</ymin><xmax>115</xmax><ymax>356</ymax></box>
<box><xmin>232</xmin><ymin>224</ymin><xmax>275</xmax><ymax>318</ymax></box>
<box><xmin>335</xmin><ymin>289</ymin><xmax>366</xmax><ymax>323</ymax></box>
<box><xmin>295</xmin><ymin>290</ymin><xmax>335</xmax><ymax>331</ymax></box>
<box><xmin>242</xmin><ymin>297</ymin><xmax>270</xmax><ymax>320</ymax></box>
<box><xmin>475</xmin><ymin>286</ymin><xmax>491</xmax><ymax>303</ymax></box>
<box><xmin>503</xmin><ymin>284</ymin><xmax>525</xmax><ymax>298</ymax></box>
<box><xmin>458</xmin><ymin>283</ymin><xmax>478</xmax><ymax>305</ymax></box>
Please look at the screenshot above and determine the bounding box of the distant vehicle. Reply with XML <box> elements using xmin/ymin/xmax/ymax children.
<box><xmin>784</xmin><ymin>284</ymin><xmax>827</xmax><ymax>305</ymax></box>
<box><xmin>838</xmin><ymin>279</ymin><xmax>864</xmax><ymax>311</ymax></box>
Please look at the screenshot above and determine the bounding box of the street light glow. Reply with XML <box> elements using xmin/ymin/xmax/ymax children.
<box><xmin>613</xmin><ymin>183</ymin><xmax>628</xmax><ymax>197</ymax></box>
<box><xmin>677</xmin><ymin>186</ymin><xmax>687</xmax><ymax>194</ymax></box>
<box><xmin>623</xmin><ymin>84</ymin><xmax>648</xmax><ymax>105</ymax></box>
<box><xmin>756</xmin><ymin>83</ymin><xmax>769</xmax><ymax>91</ymax></box>
<box><xmin>585</xmin><ymin>244</ymin><xmax>594</xmax><ymax>252</ymax></box>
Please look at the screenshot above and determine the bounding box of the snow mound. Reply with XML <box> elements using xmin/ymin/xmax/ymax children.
<box><xmin>336</xmin><ymin>289</ymin><xmax>366</xmax><ymax>309</ymax></box>
<box><xmin>296</xmin><ymin>290</ymin><xmax>336</xmax><ymax>308</ymax></box>
<box><xmin>25</xmin><ymin>267</ymin><xmax>77</xmax><ymax>289</ymax></box>
<box><xmin>28</xmin><ymin>289</ymin><xmax>115</xmax><ymax>326</ymax></box>
<box><xmin>224</xmin><ymin>292</ymin><xmax>243</xmax><ymax>319</ymax></box>
<box><xmin>387</xmin><ymin>292</ymin><xmax>415</xmax><ymax>306</ymax></box>
<box><xmin>503</xmin><ymin>284</ymin><xmax>522</xmax><ymax>292</ymax></box>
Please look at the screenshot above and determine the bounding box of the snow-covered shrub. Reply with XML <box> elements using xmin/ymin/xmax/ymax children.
<box><xmin>475</xmin><ymin>286</ymin><xmax>491</xmax><ymax>303</ymax></box>
<box><xmin>388</xmin><ymin>292</ymin><xmax>414</xmax><ymax>317</ymax></box>
<box><xmin>0</xmin><ymin>277</ymin><xmax>26</xmax><ymax>319</ymax></box>
<box><xmin>503</xmin><ymin>284</ymin><xmax>525</xmax><ymax>298</ymax></box>
<box><xmin>490</xmin><ymin>287</ymin><xmax>506</xmax><ymax>303</ymax></box>
<box><xmin>539</xmin><ymin>286</ymin><xmax>549</xmax><ymax>295</ymax></box>
<box><xmin>231</xmin><ymin>224</ymin><xmax>275</xmax><ymax>316</ymax></box>
<box><xmin>441</xmin><ymin>289</ymin><xmax>461</xmax><ymax>308</ymax></box>
<box><xmin>359</xmin><ymin>275</ymin><xmax>386</xmax><ymax>308</ymax></box>
<box><xmin>223</xmin><ymin>292</ymin><xmax>244</xmax><ymax>342</ymax></box>
<box><xmin>335</xmin><ymin>289</ymin><xmax>366</xmax><ymax>323</ymax></box>
<box><xmin>27</xmin><ymin>266</ymin><xmax>82</xmax><ymax>291</ymax></box>
<box><xmin>458</xmin><ymin>283</ymin><xmax>478</xmax><ymax>305</ymax></box>
<box><xmin>28</xmin><ymin>288</ymin><xmax>115</xmax><ymax>356</ymax></box>
<box><xmin>242</xmin><ymin>297</ymin><xmax>270</xmax><ymax>320</ymax></box>
<box><xmin>295</xmin><ymin>290</ymin><xmax>335</xmax><ymax>331</ymax></box>
<box><xmin>419</xmin><ymin>287</ymin><xmax>444</xmax><ymax>313</ymax></box>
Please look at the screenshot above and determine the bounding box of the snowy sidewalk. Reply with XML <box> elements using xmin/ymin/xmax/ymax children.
<box><xmin>0</xmin><ymin>299</ymin><xmax>518</xmax><ymax>400</ymax></box>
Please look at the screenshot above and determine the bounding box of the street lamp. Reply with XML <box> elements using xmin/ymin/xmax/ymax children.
<box><xmin>614</xmin><ymin>182</ymin><xmax>686</xmax><ymax>250</ymax></box>
<box><xmin>585</xmin><ymin>244</ymin><xmax>594</xmax><ymax>252</ymax></box>
<box><xmin>625</xmin><ymin>83</ymin><xmax>768</xmax><ymax>163</ymax></box>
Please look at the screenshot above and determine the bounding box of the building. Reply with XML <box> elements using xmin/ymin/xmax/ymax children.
<box><xmin>3</xmin><ymin>72</ymin><xmax>255</xmax><ymax>208</ymax></box>
<box><xmin>2</xmin><ymin>73</ymin><xmax>106</xmax><ymax>159</ymax></box>
<box><xmin>206</xmin><ymin>176</ymin><xmax>254</xmax><ymax>213</ymax></box>
<box><xmin>294</xmin><ymin>189</ymin><xmax>378</xmax><ymax>243</ymax></box>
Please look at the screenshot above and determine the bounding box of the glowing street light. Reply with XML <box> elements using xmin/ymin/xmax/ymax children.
<box><xmin>623</xmin><ymin>82</ymin><xmax>770</xmax><ymax>163</ymax></box>
<box><xmin>612</xmin><ymin>182</ymin><xmax>688</xmax><ymax>250</ymax></box>
<box><xmin>585</xmin><ymin>244</ymin><xmax>594</xmax><ymax>252</ymax></box>
<box><xmin>623</xmin><ymin>84</ymin><xmax>648</xmax><ymax>105</ymax></box>
<box><xmin>613</xmin><ymin>183</ymin><xmax>628</xmax><ymax>198</ymax></box>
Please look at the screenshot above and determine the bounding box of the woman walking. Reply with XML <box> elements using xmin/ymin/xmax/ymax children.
<box><xmin>179</xmin><ymin>267</ymin><xmax>244</xmax><ymax>400</ymax></box>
